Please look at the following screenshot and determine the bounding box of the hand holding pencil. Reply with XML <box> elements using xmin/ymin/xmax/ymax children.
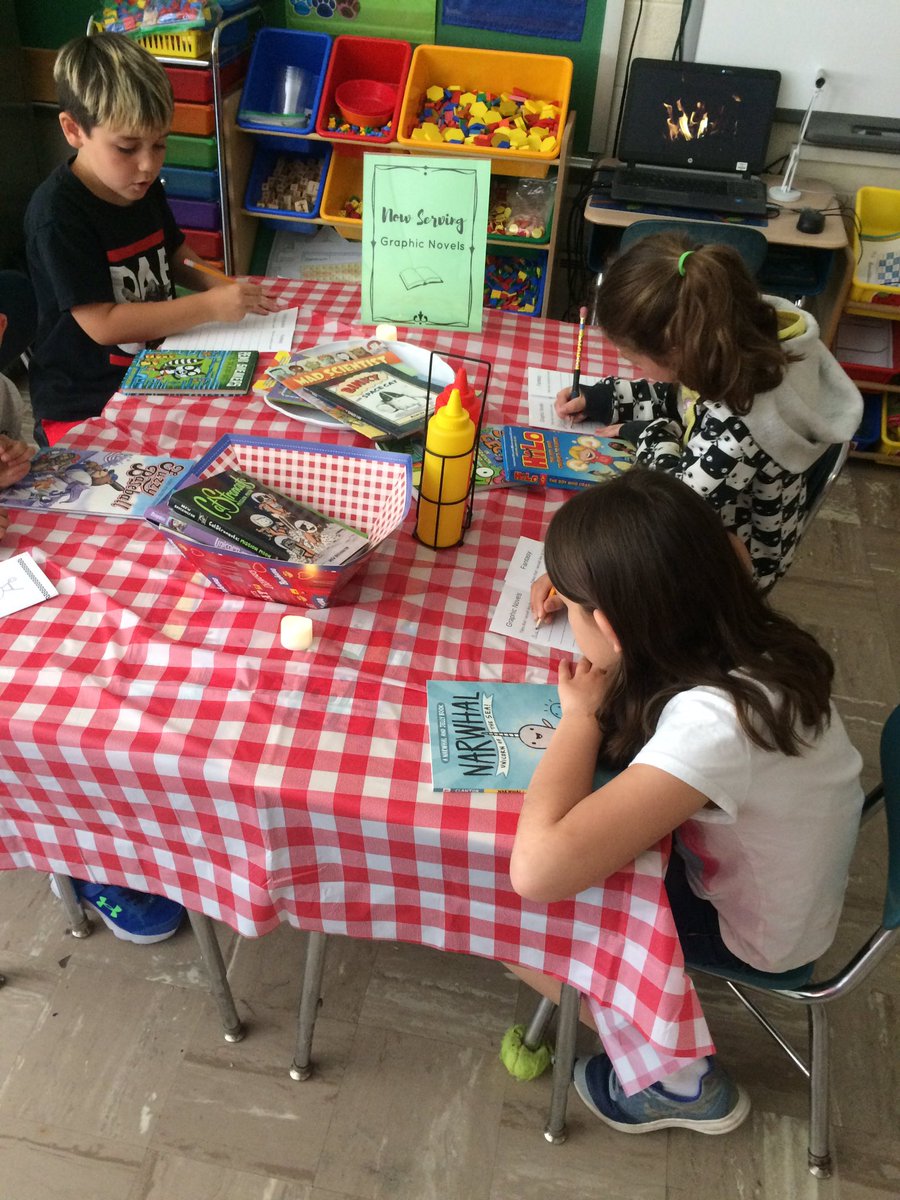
<box><xmin>531</xmin><ymin>574</ymin><xmax>563</xmax><ymax>630</ymax></box>
<box><xmin>182</xmin><ymin>256</ymin><xmax>279</xmax><ymax>320</ymax></box>
<box><xmin>554</xmin><ymin>305</ymin><xmax>589</xmax><ymax>424</ymax></box>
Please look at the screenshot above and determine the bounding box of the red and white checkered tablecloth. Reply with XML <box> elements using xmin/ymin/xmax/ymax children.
<box><xmin>0</xmin><ymin>282</ymin><xmax>713</xmax><ymax>1093</ymax></box>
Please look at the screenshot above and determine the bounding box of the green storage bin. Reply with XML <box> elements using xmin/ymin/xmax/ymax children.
<box><xmin>165</xmin><ymin>135</ymin><xmax>218</xmax><ymax>170</ymax></box>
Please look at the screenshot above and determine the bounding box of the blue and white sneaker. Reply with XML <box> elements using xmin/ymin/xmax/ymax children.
<box><xmin>52</xmin><ymin>877</ymin><xmax>185</xmax><ymax>944</ymax></box>
<box><xmin>574</xmin><ymin>1054</ymin><xmax>750</xmax><ymax>1135</ymax></box>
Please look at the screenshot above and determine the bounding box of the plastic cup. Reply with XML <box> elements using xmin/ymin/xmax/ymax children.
<box><xmin>274</xmin><ymin>65</ymin><xmax>311</xmax><ymax>116</ymax></box>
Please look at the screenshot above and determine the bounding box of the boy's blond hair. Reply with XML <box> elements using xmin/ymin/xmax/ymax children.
<box><xmin>54</xmin><ymin>32</ymin><xmax>173</xmax><ymax>134</ymax></box>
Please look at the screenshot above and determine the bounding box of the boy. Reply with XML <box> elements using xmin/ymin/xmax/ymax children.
<box><xmin>25</xmin><ymin>32</ymin><xmax>276</xmax><ymax>447</ymax></box>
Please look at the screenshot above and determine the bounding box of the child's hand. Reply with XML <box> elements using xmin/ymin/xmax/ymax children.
<box><xmin>555</xmin><ymin>386</ymin><xmax>586</xmax><ymax>423</ymax></box>
<box><xmin>557</xmin><ymin>655</ymin><xmax>612</xmax><ymax>720</ymax></box>
<box><xmin>204</xmin><ymin>281</ymin><xmax>279</xmax><ymax>324</ymax></box>
<box><xmin>0</xmin><ymin>436</ymin><xmax>32</xmax><ymax>490</ymax></box>
<box><xmin>530</xmin><ymin>572</ymin><xmax>564</xmax><ymax>625</ymax></box>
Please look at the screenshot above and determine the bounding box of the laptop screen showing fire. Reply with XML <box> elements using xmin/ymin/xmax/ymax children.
<box><xmin>616</xmin><ymin>58</ymin><xmax>781</xmax><ymax>177</ymax></box>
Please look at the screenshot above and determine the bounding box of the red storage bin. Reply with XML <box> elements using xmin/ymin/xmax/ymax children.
<box><xmin>315</xmin><ymin>35</ymin><xmax>411</xmax><ymax>144</ymax></box>
<box><xmin>165</xmin><ymin>55</ymin><xmax>249</xmax><ymax>103</ymax></box>
<box><xmin>181</xmin><ymin>227</ymin><xmax>223</xmax><ymax>260</ymax></box>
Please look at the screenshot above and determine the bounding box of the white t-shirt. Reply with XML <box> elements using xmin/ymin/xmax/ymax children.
<box><xmin>633</xmin><ymin>687</ymin><xmax>864</xmax><ymax>972</ymax></box>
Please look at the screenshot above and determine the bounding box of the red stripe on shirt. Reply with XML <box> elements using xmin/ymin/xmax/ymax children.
<box><xmin>106</xmin><ymin>230</ymin><xmax>166</xmax><ymax>263</ymax></box>
<box><xmin>109</xmin><ymin>353</ymin><xmax>133</xmax><ymax>367</ymax></box>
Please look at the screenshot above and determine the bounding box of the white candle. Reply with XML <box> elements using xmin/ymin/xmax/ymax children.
<box><xmin>375</xmin><ymin>323</ymin><xmax>398</xmax><ymax>342</ymax></box>
<box><xmin>280</xmin><ymin>614</ymin><xmax>314</xmax><ymax>651</ymax></box>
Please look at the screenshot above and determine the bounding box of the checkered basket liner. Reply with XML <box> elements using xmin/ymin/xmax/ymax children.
<box><xmin>153</xmin><ymin>435</ymin><xmax>412</xmax><ymax>607</ymax></box>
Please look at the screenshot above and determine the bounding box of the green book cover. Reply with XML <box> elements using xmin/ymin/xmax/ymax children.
<box><xmin>120</xmin><ymin>349</ymin><xmax>259</xmax><ymax>395</ymax></box>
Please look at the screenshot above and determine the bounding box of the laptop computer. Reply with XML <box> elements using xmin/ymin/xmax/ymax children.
<box><xmin>611</xmin><ymin>59</ymin><xmax>781</xmax><ymax>218</ymax></box>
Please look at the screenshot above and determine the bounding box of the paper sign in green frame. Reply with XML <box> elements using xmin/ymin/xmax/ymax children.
<box><xmin>361</xmin><ymin>155</ymin><xmax>491</xmax><ymax>333</ymax></box>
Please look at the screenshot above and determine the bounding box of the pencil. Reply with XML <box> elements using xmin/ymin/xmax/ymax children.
<box><xmin>571</xmin><ymin>305</ymin><xmax>588</xmax><ymax>400</ymax></box>
<box><xmin>535</xmin><ymin>586</ymin><xmax>558</xmax><ymax>631</ymax></box>
<box><xmin>183</xmin><ymin>257</ymin><xmax>231</xmax><ymax>283</ymax></box>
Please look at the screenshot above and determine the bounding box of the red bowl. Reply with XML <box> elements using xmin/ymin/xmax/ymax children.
<box><xmin>335</xmin><ymin>78</ymin><xmax>396</xmax><ymax>128</ymax></box>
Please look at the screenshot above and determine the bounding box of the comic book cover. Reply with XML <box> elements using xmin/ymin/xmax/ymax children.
<box><xmin>120</xmin><ymin>349</ymin><xmax>258</xmax><ymax>394</ymax></box>
<box><xmin>427</xmin><ymin>680</ymin><xmax>617</xmax><ymax>792</ymax></box>
<box><xmin>166</xmin><ymin>469</ymin><xmax>368</xmax><ymax>565</ymax></box>
<box><xmin>500</xmin><ymin>427</ymin><xmax>635</xmax><ymax>490</ymax></box>
<box><xmin>0</xmin><ymin>448</ymin><xmax>194</xmax><ymax>519</ymax></box>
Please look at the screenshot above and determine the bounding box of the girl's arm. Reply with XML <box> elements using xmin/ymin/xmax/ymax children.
<box><xmin>637</xmin><ymin>409</ymin><xmax>763</xmax><ymax>512</ymax></box>
<box><xmin>556</xmin><ymin>379</ymin><xmax>677</xmax><ymax>425</ymax></box>
<box><xmin>510</xmin><ymin>657</ymin><xmax>708</xmax><ymax>903</ymax></box>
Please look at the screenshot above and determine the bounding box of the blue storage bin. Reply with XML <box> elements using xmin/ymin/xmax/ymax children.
<box><xmin>237</xmin><ymin>28</ymin><xmax>331</xmax><ymax>136</ymax></box>
<box><xmin>244</xmin><ymin>140</ymin><xmax>332</xmax><ymax>223</ymax></box>
<box><xmin>161</xmin><ymin>166</ymin><xmax>220</xmax><ymax>202</ymax></box>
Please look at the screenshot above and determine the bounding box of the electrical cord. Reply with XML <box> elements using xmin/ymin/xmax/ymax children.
<box><xmin>671</xmin><ymin>0</ymin><xmax>693</xmax><ymax>61</ymax></box>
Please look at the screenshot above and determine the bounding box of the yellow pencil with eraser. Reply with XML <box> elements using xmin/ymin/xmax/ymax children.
<box><xmin>535</xmin><ymin>586</ymin><xmax>558</xmax><ymax>630</ymax></box>
<box><xmin>183</xmin><ymin>257</ymin><xmax>232</xmax><ymax>283</ymax></box>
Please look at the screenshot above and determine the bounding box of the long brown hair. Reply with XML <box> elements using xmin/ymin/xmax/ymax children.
<box><xmin>594</xmin><ymin>232</ymin><xmax>796</xmax><ymax>414</ymax></box>
<box><xmin>543</xmin><ymin>470</ymin><xmax>833</xmax><ymax>767</ymax></box>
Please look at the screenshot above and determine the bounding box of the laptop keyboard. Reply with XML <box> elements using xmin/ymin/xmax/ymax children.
<box><xmin>611</xmin><ymin>168</ymin><xmax>768</xmax><ymax>217</ymax></box>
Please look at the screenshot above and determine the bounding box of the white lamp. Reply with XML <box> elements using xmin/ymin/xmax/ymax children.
<box><xmin>768</xmin><ymin>70</ymin><xmax>828</xmax><ymax>204</ymax></box>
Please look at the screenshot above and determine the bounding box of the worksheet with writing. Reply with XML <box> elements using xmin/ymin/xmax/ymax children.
<box><xmin>161</xmin><ymin>306</ymin><xmax>299</xmax><ymax>353</ymax></box>
<box><xmin>489</xmin><ymin>536</ymin><xmax>577</xmax><ymax>654</ymax></box>
<box><xmin>527</xmin><ymin>367</ymin><xmax>633</xmax><ymax>433</ymax></box>
<box><xmin>0</xmin><ymin>552</ymin><xmax>58</xmax><ymax>617</ymax></box>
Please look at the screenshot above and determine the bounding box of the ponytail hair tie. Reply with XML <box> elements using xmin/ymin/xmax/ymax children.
<box><xmin>677</xmin><ymin>250</ymin><xmax>693</xmax><ymax>277</ymax></box>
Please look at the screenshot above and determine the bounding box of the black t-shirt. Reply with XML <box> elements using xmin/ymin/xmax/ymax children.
<box><xmin>25</xmin><ymin>161</ymin><xmax>184</xmax><ymax>424</ymax></box>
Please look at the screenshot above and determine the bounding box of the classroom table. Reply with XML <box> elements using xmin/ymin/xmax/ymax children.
<box><xmin>0</xmin><ymin>280</ymin><xmax>714</xmax><ymax>1103</ymax></box>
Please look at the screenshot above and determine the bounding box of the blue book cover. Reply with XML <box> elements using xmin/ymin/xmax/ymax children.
<box><xmin>500</xmin><ymin>426</ymin><xmax>634</xmax><ymax>491</ymax></box>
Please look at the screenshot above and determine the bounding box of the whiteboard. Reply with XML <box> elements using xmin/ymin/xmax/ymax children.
<box><xmin>689</xmin><ymin>0</ymin><xmax>897</xmax><ymax>121</ymax></box>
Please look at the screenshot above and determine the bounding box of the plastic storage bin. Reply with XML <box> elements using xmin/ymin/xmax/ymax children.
<box><xmin>171</xmin><ymin>101</ymin><xmax>216</xmax><ymax>137</ymax></box>
<box><xmin>181</xmin><ymin>227</ymin><xmax>224</xmax><ymax>260</ymax></box>
<box><xmin>852</xmin><ymin>394</ymin><xmax>883</xmax><ymax>452</ymax></box>
<box><xmin>315</xmin><ymin>35</ymin><xmax>411</xmax><ymax>144</ymax></box>
<box><xmin>835</xmin><ymin>313</ymin><xmax>900</xmax><ymax>385</ymax></box>
<box><xmin>161</xmin><ymin>166</ymin><xmax>220</xmax><ymax>202</ymax></box>
<box><xmin>166</xmin><ymin>57</ymin><xmax>248</xmax><ymax>103</ymax></box>
<box><xmin>165</xmin><ymin>134</ymin><xmax>218</xmax><ymax>170</ymax></box>
<box><xmin>244</xmin><ymin>141</ymin><xmax>332</xmax><ymax>223</ymax></box>
<box><xmin>169</xmin><ymin>198</ymin><xmax>221</xmax><ymax>232</ymax></box>
<box><xmin>881</xmin><ymin>394</ymin><xmax>900</xmax><ymax>456</ymax></box>
<box><xmin>150</xmin><ymin>435</ymin><xmax>413</xmax><ymax>608</ymax></box>
<box><xmin>484</xmin><ymin>246</ymin><xmax>548</xmax><ymax>318</ymax></box>
<box><xmin>237</xmin><ymin>28</ymin><xmax>331</xmax><ymax>136</ymax></box>
<box><xmin>397</xmin><ymin>44</ymin><xmax>572</xmax><ymax>175</ymax></box>
<box><xmin>851</xmin><ymin>187</ymin><xmax>900</xmax><ymax>302</ymax></box>
<box><xmin>320</xmin><ymin>148</ymin><xmax>405</xmax><ymax>239</ymax></box>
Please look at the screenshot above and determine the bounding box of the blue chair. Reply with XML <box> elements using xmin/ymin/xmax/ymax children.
<box><xmin>617</xmin><ymin>218</ymin><xmax>770</xmax><ymax>277</ymax></box>
<box><xmin>510</xmin><ymin>705</ymin><xmax>900</xmax><ymax>1176</ymax></box>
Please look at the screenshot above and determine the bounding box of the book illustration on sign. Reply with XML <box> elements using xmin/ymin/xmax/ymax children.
<box><xmin>400</xmin><ymin>265</ymin><xmax>443</xmax><ymax>290</ymax></box>
<box><xmin>165</xmin><ymin>469</ymin><xmax>369</xmax><ymax>566</ymax></box>
<box><xmin>0</xmin><ymin>448</ymin><xmax>195</xmax><ymax>519</ymax></box>
<box><xmin>427</xmin><ymin>680</ymin><xmax>563</xmax><ymax>792</ymax></box>
<box><xmin>501</xmin><ymin>426</ymin><xmax>635</xmax><ymax>491</ymax></box>
<box><xmin>120</xmin><ymin>349</ymin><xmax>259</xmax><ymax>395</ymax></box>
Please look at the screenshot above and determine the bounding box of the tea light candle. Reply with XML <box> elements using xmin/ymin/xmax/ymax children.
<box><xmin>280</xmin><ymin>614</ymin><xmax>314</xmax><ymax>651</ymax></box>
<box><xmin>375</xmin><ymin>323</ymin><xmax>398</xmax><ymax>342</ymax></box>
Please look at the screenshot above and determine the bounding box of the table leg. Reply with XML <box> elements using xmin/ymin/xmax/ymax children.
<box><xmin>523</xmin><ymin>995</ymin><xmax>557</xmax><ymax>1049</ymax></box>
<box><xmin>543</xmin><ymin>983</ymin><xmax>580</xmax><ymax>1144</ymax></box>
<box><xmin>51</xmin><ymin>873</ymin><xmax>92</xmax><ymax>938</ymax></box>
<box><xmin>186</xmin><ymin>910</ymin><xmax>245</xmax><ymax>1043</ymax></box>
<box><xmin>290</xmin><ymin>929</ymin><xmax>328</xmax><ymax>1081</ymax></box>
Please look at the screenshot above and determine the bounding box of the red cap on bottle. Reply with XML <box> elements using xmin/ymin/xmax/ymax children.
<box><xmin>435</xmin><ymin>366</ymin><xmax>479</xmax><ymax>422</ymax></box>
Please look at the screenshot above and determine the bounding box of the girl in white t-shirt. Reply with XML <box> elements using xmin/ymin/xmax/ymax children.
<box><xmin>512</xmin><ymin>468</ymin><xmax>864</xmax><ymax>1137</ymax></box>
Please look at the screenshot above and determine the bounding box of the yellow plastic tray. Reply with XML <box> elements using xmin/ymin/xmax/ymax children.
<box><xmin>397</xmin><ymin>44</ymin><xmax>572</xmax><ymax>176</ymax></box>
<box><xmin>851</xmin><ymin>186</ymin><xmax>900</xmax><ymax>302</ymax></box>
<box><xmin>881</xmin><ymin>393</ymin><xmax>900</xmax><ymax>456</ymax></box>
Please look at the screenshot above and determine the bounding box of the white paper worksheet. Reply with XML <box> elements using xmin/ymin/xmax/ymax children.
<box><xmin>161</xmin><ymin>306</ymin><xmax>299</xmax><ymax>353</ymax></box>
<box><xmin>527</xmin><ymin>366</ymin><xmax>634</xmax><ymax>433</ymax></box>
<box><xmin>0</xmin><ymin>552</ymin><xmax>58</xmax><ymax>617</ymax></box>
<box><xmin>489</xmin><ymin>536</ymin><xmax>577</xmax><ymax>654</ymax></box>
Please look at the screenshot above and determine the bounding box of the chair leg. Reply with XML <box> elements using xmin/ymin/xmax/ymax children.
<box><xmin>186</xmin><ymin>910</ymin><xmax>245</xmax><ymax>1043</ymax></box>
<box><xmin>543</xmin><ymin>984</ymin><xmax>580</xmax><ymax>1144</ymax></box>
<box><xmin>290</xmin><ymin>929</ymin><xmax>328</xmax><ymax>1081</ymax></box>
<box><xmin>523</xmin><ymin>995</ymin><xmax>557</xmax><ymax>1050</ymax></box>
<box><xmin>807</xmin><ymin>1005</ymin><xmax>833</xmax><ymax>1178</ymax></box>
<box><xmin>51</xmin><ymin>873</ymin><xmax>92</xmax><ymax>938</ymax></box>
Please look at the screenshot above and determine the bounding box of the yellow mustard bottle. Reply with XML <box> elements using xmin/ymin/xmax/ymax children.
<box><xmin>415</xmin><ymin>387</ymin><xmax>476</xmax><ymax>548</ymax></box>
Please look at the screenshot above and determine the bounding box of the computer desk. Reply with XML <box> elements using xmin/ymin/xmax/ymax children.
<box><xmin>584</xmin><ymin>172</ymin><xmax>854</xmax><ymax>345</ymax></box>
